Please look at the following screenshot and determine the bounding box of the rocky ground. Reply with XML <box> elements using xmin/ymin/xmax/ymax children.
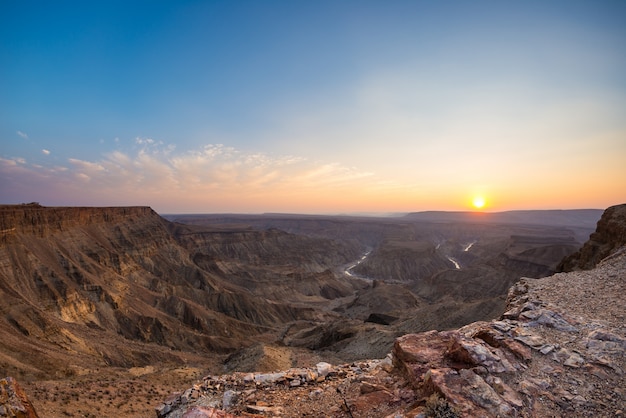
<box><xmin>161</xmin><ymin>246</ymin><xmax>625</xmax><ymax>417</ymax></box>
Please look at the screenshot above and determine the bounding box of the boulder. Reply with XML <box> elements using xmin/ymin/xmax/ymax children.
<box><xmin>0</xmin><ymin>377</ymin><xmax>39</xmax><ymax>418</ymax></box>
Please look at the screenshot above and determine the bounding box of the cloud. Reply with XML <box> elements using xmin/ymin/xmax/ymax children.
<box><xmin>135</xmin><ymin>137</ymin><xmax>160</xmax><ymax>146</ymax></box>
<box><xmin>17</xmin><ymin>131</ymin><xmax>28</xmax><ymax>139</ymax></box>
<box><xmin>0</xmin><ymin>157</ymin><xmax>19</xmax><ymax>167</ymax></box>
<box><xmin>0</xmin><ymin>142</ymin><xmax>384</xmax><ymax>212</ymax></box>
<box><xmin>42</xmin><ymin>149</ymin><xmax>50</xmax><ymax>155</ymax></box>
<box><xmin>68</xmin><ymin>158</ymin><xmax>106</xmax><ymax>173</ymax></box>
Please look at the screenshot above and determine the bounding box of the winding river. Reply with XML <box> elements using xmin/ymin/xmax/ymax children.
<box><xmin>463</xmin><ymin>241</ymin><xmax>476</xmax><ymax>252</ymax></box>
<box><xmin>343</xmin><ymin>238</ymin><xmax>475</xmax><ymax>278</ymax></box>
<box><xmin>447</xmin><ymin>257</ymin><xmax>461</xmax><ymax>270</ymax></box>
<box><xmin>343</xmin><ymin>250</ymin><xmax>372</xmax><ymax>278</ymax></box>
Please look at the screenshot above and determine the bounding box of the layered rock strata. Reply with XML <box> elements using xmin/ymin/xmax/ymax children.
<box><xmin>0</xmin><ymin>205</ymin><xmax>363</xmax><ymax>378</ymax></box>
<box><xmin>394</xmin><ymin>248</ymin><xmax>625</xmax><ymax>417</ymax></box>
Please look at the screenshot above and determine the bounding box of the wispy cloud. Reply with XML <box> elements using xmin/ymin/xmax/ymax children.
<box><xmin>17</xmin><ymin>131</ymin><xmax>28</xmax><ymax>139</ymax></box>
<box><xmin>0</xmin><ymin>143</ymin><xmax>384</xmax><ymax>212</ymax></box>
<box><xmin>42</xmin><ymin>149</ymin><xmax>50</xmax><ymax>155</ymax></box>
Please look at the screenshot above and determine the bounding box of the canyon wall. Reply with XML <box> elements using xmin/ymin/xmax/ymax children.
<box><xmin>558</xmin><ymin>203</ymin><xmax>626</xmax><ymax>271</ymax></box>
<box><xmin>0</xmin><ymin>205</ymin><xmax>359</xmax><ymax>380</ymax></box>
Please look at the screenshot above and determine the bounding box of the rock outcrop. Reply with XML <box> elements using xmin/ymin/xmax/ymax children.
<box><xmin>0</xmin><ymin>377</ymin><xmax>40</xmax><ymax>417</ymax></box>
<box><xmin>393</xmin><ymin>252</ymin><xmax>625</xmax><ymax>417</ymax></box>
<box><xmin>558</xmin><ymin>203</ymin><xmax>626</xmax><ymax>271</ymax></box>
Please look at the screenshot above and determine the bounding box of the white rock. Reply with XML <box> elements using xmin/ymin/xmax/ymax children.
<box><xmin>316</xmin><ymin>362</ymin><xmax>334</xmax><ymax>377</ymax></box>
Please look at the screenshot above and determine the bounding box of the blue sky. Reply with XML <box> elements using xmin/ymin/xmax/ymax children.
<box><xmin>1</xmin><ymin>1</ymin><xmax>625</xmax><ymax>213</ymax></box>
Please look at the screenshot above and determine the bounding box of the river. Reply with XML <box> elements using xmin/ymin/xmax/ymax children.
<box><xmin>343</xmin><ymin>250</ymin><xmax>372</xmax><ymax>279</ymax></box>
<box><xmin>447</xmin><ymin>256</ymin><xmax>461</xmax><ymax>270</ymax></box>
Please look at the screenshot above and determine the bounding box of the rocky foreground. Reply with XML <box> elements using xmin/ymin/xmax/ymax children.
<box><xmin>159</xmin><ymin>246</ymin><xmax>625</xmax><ymax>417</ymax></box>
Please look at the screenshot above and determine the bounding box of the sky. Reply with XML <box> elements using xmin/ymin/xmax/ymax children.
<box><xmin>1</xmin><ymin>0</ymin><xmax>625</xmax><ymax>214</ymax></box>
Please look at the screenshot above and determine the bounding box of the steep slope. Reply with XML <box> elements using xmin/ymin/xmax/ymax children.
<box><xmin>168</xmin><ymin>222</ymin><xmax>364</xmax><ymax>303</ymax></box>
<box><xmin>558</xmin><ymin>203</ymin><xmax>626</xmax><ymax>271</ymax></box>
<box><xmin>0</xmin><ymin>205</ymin><xmax>343</xmax><ymax>380</ymax></box>
<box><xmin>1</xmin><ymin>204</ymin><xmax>613</xmax><ymax>417</ymax></box>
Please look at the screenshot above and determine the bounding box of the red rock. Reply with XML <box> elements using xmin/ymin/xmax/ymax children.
<box><xmin>485</xmin><ymin>376</ymin><xmax>524</xmax><ymax>408</ymax></box>
<box><xmin>446</xmin><ymin>333</ymin><xmax>517</xmax><ymax>374</ymax></box>
<box><xmin>393</xmin><ymin>330</ymin><xmax>456</xmax><ymax>381</ymax></box>
<box><xmin>422</xmin><ymin>368</ymin><xmax>519</xmax><ymax>418</ymax></box>
<box><xmin>352</xmin><ymin>389</ymin><xmax>397</xmax><ymax>414</ymax></box>
<box><xmin>394</xmin><ymin>331</ymin><xmax>450</xmax><ymax>364</ymax></box>
<box><xmin>182</xmin><ymin>406</ymin><xmax>239</xmax><ymax>418</ymax></box>
<box><xmin>458</xmin><ymin>369</ymin><xmax>516</xmax><ymax>417</ymax></box>
<box><xmin>500</xmin><ymin>338</ymin><xmax>532</xmax><ymax>361</ymax></box>
<box><xmin>359</xmin><ymin>381</ymin><xmax>388</xmax><ymax>394</ymax></box>
<box><xmin>246</xmin><ymin>404</ymin><xmax>284</xmax><ymax>414</ymax></box>
<box><xmin>0</xmin><ymin>377</ymin><xmax>40</xmax><ymax>418</ymax></box>
<box><xmin>422</xmin><ymin>368</ymin><xmax>491</xmax><ymax>417</ymax></box>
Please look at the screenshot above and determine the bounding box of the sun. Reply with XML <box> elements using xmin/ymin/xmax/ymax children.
<box><xmin>472</xmin><ymin>196</ymin><xmax>486</xmax><ymax>210</ymax></box>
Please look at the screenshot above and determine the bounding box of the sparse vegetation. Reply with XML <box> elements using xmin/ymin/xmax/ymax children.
<box><xmin>424</xmin><ymin>393</ymin><xmax>460</xmax><ymax>418</ymax></box>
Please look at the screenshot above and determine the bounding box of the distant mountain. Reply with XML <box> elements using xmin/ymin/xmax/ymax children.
<box><xmin>403</xmin><ymin>209</ymin><xmax>603</xmax><ymax>228</ymax></box>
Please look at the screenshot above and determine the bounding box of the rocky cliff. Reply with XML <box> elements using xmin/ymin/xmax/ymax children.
<box><xmin>558</xmin><ymin>203</ymin><xmax>626</xmax><ymax>271</ymax></box>
<box><xmin>5</xmin><ymin>251</ymin><xmax>624</xmax><ymax>417</ymax></box>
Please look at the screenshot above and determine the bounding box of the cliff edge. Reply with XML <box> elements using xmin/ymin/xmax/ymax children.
<box><xmin>558</xmin><ymin>203</ymin><xmax>626</xmax><ymax>271</ymax></box>
<box><xmin>0</xmin><ymin>204</ymin><xmax>156</xmax><ymax>241</ymax></box>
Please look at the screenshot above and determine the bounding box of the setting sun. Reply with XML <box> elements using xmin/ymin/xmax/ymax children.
<box><xmin>472</xmin><ymin>196</ymin><xmax>486</xmax><ymax>209</ymax></box>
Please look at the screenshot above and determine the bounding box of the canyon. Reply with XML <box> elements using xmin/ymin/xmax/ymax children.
<box><xmin>0</xmin><ymin>203</ymin><xmax>616</xmax><ymax>417</ymax></box>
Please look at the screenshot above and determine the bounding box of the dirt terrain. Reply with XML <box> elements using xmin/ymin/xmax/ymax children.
<box><xmin>0</xmin><ymin>204</ymin><xmax>605</xmax><ymax>416</ymax></box>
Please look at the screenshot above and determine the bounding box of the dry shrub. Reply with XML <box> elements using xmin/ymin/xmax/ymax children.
<box><xmin>424</xmin><ymin>393</ymin><xmax>459</xmax><ymax>418</ymax></box>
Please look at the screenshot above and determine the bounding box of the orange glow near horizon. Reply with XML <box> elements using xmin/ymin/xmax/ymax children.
<box><xmin>3</xmin><ymin>145</ymin><xmax>622</xmax><ymax>214</ymax></box>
